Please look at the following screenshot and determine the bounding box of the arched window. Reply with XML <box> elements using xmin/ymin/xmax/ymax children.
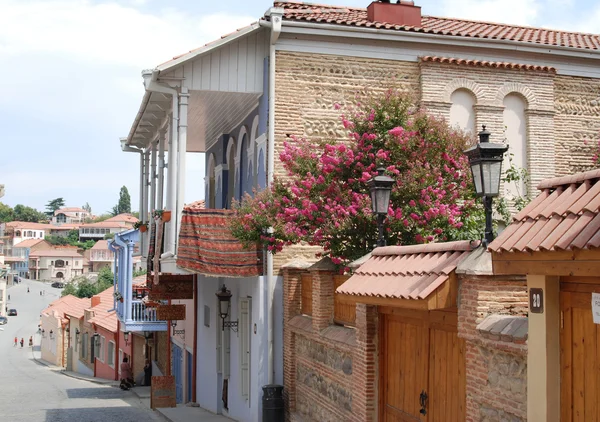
<box><xmin>503</xmin><ymin>94</ymin><xmax>528</xmax><ymax>197</ymax></box>
<box><xmin>55</xmin><ymin>260</ymin><xmax>65</xmax><ymax>268</ymax></box>
<box><xmin>15</xmin><ymin>231</ymin><xmax>21</xmax><ymax>237</ymax></box>
<box><xmin>449</xmin><ymin>89</ymin><xmax>476</xmax><ymax>135</ymax></box>
<box><xmin>239</xmin><ymin>133</ymin><xmax>248</xmax><ymax>199</ymax></box>
<box><xmin>226</xmin><ymin>139</ymin><xmax>236</xmax><ymax>209</ymax></box>
<box><xmin>57</xmin><ymin>214</ymin><xmax>66</xmax><ymax>223</ymax></box>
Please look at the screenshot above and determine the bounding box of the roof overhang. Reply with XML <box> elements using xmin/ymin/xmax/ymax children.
<box><xmin>492</xmin><ymin>249</ymin><xmax>600</xmax><ymax>277</ymax></box>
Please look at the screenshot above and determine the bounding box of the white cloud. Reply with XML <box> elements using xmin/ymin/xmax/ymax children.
<box><xmin>439</xmin><ymin>0</ymin><xmax>539</xmax><ymax>26</ymax></box>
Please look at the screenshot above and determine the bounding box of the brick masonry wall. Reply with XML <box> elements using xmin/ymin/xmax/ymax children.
<box><xmin>458</xmin><ymin>274</ymin><xmax>528</xmax><ymax>422</ymax></box>
<box><xmin>284</xmin><ymin>265</ymin><xmax>368</xmax><ymax>422</ymax></box>
<box><xmin>155</xmin><ymin>331</ymin><xmax>168</xmax><ymax>376</ymax></box>
<box><xmin>132</xmin><ymin>334</ymin><xmax>145</xmax><ymax>380</ymax></box>
<box><xmin>554</xmin><ymin>75</ymin><xmax>600</xmax><ymax>176</ymax></box>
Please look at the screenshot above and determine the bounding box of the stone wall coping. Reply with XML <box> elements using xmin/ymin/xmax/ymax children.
<box><xmin>476</xmin><ymin>314</ymin><xmax>528</xmax><ymax>343</ymax></box>
<box><xmin>456</xmin><ymin>246</ymin><xmax>493</xmax><ymax>275</ymax></box>
<box><xmin>321</xmin><ymin>325</ymin><xmax>357</xmax><ymax>347</ymax></box>
<box><xmin>282</xmin><ymin>259</ymin><xmax>313</xmax><ymax>270</ymax></box>
<box><xmin>309</xmin><ymin>257</ymin><xmax>337</xmax><ymax>271</ymax></box>
<box><xmin>289</xmin><ymin>315</ymin><xmax>313</xmax><ymax>333</ymax></box>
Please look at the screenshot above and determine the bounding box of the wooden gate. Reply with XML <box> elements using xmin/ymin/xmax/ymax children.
<box><xmin>560</xmin><ymin>282</ymin><xmax>600</xmax><ymax>421</ymax></box>
<box><xmin>380</xmin><ymin>308</ymin><xmax>466</xmax><ymax>422</ymax></box>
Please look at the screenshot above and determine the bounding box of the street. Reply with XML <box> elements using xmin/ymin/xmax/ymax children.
<box><xmin>0</xmin><ymin>278</ymin><xmax>164</xmax><ymax>422</ymax></box>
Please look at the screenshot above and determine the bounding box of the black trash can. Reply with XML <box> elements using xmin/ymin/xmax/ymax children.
<box><xmin>262</xmin><ymin>384</ymin><xmax>284</xmax><ymax>422</ymax></box>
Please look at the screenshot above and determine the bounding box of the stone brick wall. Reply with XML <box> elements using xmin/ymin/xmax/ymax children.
<box><xmin>283</xmin><ymin>261</ymin><xmax>373</xmax><ymax>422</ymax></box>
<box><xmin>458</xmin><ymin>274</ymin><xmax>528</xmax><ymax>422</ymax></box>
<box><xmin>554</xmin><ymin>75</ymin><xmax>600</xmax><ymax>176</ymax></box>
<box><xmin>155</xmin><ymin>331</ymin><xmax>169</xmax><ymax>376</ymax></box>
<box><xmin>132</xmin><ymin>334</ymin><xmax>145</xmax><ymax>380</ymax></box>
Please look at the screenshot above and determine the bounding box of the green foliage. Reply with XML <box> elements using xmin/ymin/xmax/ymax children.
<box><xmin>92</xmin><ymin>214</ymin><xmax>112</xmax><ymax>223</ymax></box>
<box><xmin>133</xmin><ymin>268</ymin><xmax>147</xmax><ymax>278</ymax></box>
<box><xmin>61</xmin><ymin>271</ymin><xmax>114</xmax><ymax>298</ymax></box>
<box><xmin>113</xmin><ymin>186</ymin><xmax>131</xmax><ymax>215</ymax></box>
<box><xmin>45</xmin><ymin>198</ymin><xmax>65</xmax><ymax>216</ymax></box>
<box><xmin>13</xmin><ymin>204</ymin><xmax>46</xmax><ymax>222</ymax></box>
<box><xmin>0</xmin><ymin>202</ymin><xmax>14</xmax><ymax>222</ymax></box>
<box><xmin>495</xmin><ymin>152</ymin><xmax>531</xmax><ymax>225</ymax></box>
<box><xmin>61</xmin><ymin>282</ymin><xmax>78</xmax><ymax>297</ymax></box>
<box><xmin>96</xmin><ymin>267</ymin><xmax>115</xmax><ymax>292</ymax></box>
<box><xmin>67</xmin><ymin>229</ymin><xmax>80</xmax><ymax>244</ymax></box>
<box><xmin>104</xmin><ymin>232</ymin><xmax>115</xmax><ymax>240</ymax></box>
<box><xmin>76</xmin><ymin>281</ymin><xmax>98</xmax><ymax>298</ymax></box>
<box><xmin>45</xmin><ymin>234</ymin><xmax>69</xmax><ymax>246</ymax></box>
<box><xmin>82</xmin><ymin>202</ymin><xmax>92</xmax><ymax>214</ymax></box>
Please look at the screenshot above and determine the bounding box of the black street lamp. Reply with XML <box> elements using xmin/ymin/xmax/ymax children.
<box><xmin>215</xmin><ymin>285</ymin><xmax>238</xmax><ymax>332</ymax></box>
<box><xmin>464</xmin><ymin>126</ymin><xmax>508</xmax><ymax>246</ymax></box>
<box><xmin>367</xmin><ymin>167</ymin><xmax>394</xmax><ymax>247</ymax></box>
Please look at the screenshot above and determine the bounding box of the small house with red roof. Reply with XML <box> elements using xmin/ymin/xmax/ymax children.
<box><xmin>10</xmin><ymin>238</ymin><xmax>52</xmax><ymax>278</ymax></box>
<box><xmin>89</xmin><ymin>240</ymin><xmax>114</xmax><ymax>273</ymax></box>
<box><xmin>29</xmin><ymin>248</ymin><xmax>84</xmax><ymax>281</ymax></box>
<box><xmin>52</xmin><ymin>207</ymin><xmax>91</xmax><ymax>224</ymax></box>
<box><xmin>117</xmin><ymin>0</ymin><xmax>600</xmax><ymax>419</ymax></box>
<box><xmin>490</xmin><ymin>168</ymin><xmax>600</xmax><ymax>421</ymax></box>
<box><xmin>40</xmin><ymin>295</ymin><xmax>91</xmax><ymax>368</ymax></box>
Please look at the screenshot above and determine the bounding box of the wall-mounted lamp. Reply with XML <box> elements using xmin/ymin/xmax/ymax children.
<box><xmin>75</xmin><ymin>328</ymin><xmax>80</xmax><ymax>342</ymax></box>
<box><xmin>123</xmin><ymin>331</ymin><xmax>130</xmax><ymax>346</ymax></box>
<box><xmin>143</xmin><ymin>330</ymin><xmax>153</xmax><ymax>344</ymax></box>
<box><xmin>41</xmin><ymin>329</ymin><xmax>46</xmax><ymax>337</ymax></box>
<box><xmin>215</xmin><ymin>285</ymin><xmax>238</xmax><ymax>332</ymax></box>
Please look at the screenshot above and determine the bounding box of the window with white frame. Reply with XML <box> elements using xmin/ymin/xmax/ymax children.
<box><xmin>239</xmin><ymin>298</ymin><xmax>251</xmax><ymax>400</ymax></box>
<box><xmin>82</xmin><ymin>333</ymin><xmax>88</xmax><ymax>359</ymax></box>
<box><xmin>98</xmin><ymin>336</ymin><xmax>106</xmax><ymax>362</ymax></box>
<box><xmin>108</xmin><ymin>341</ymin><xmax>115</xmax><ymax>367</ymax></box>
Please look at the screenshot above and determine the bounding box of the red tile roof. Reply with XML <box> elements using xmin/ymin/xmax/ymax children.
<box><xmin>275</xmin><ymin>1</ymin><xmax>600</xmax><ymax>50</ymax></box>
<box><xmin>43</xmin><ymin>295</ymin><xmax>91</xmax><ymax>323</ymax></box>
<box><xmin>337</xmin><ymin>240</ymin><xmax>479</xmax><ymax>299</ymax></box>
<box><xmin>420</xmin><ymin>56</ymin><xmax>556</xmax><ymax>72</ymax></box>
<box><xmin>13</xmin><ymin>238</ymin><xmax>45</xmax><ymax>248</ymax></box>
<box><xmin>80</xmin><ymin>221</ymin><xmax>130</xmax><ymax>229</ymax></box>
<box><xmin>30</xmin><ymin>249</ymin><xmax>83</xmax><ymax>258</ymax></box>
<box><xmin>489</xmin><ymin>169</ymin><xmax>600</xmax><ymax>253</ymax></box>
<box><xmin>91</xmin><ymin>240</ymin><xmax>109</xmax><ymax>250</ymax></box>
<box><xmin>104</xmin><ymin>213</ymin><xmax>139</xmax><ymax>224</ymax></box>
<box><xmin>87</xmin><ymin>287</ymin><xmax>117</xmax><ymax>332</ymax></box>
<box><xmin>5</xmin><ymin>221</ymin><xmax>50</xmax><ymax>230</ymax></box>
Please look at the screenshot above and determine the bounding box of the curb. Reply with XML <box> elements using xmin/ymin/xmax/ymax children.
<box><xmin>32</xmin><ymin>353</ymin><xmax>119</xmax><ymax>386</ymax></box>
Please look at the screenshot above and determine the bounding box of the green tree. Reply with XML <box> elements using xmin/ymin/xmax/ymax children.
<box><xmin>61</xmin><ymin>282</ymin><xmax>78</xmax><ymax>297</ymax></box>
<box><xmin>76</xmin><ymin>281</ymin><xmax>97</xmax><ymax>298</ymax></box>
<box><xmin>0</xmin><ymin>202</ymin><xmax>14</xmax><ymax>222</ymax></box>
<box><xmin>104</xmin><ymin>233</ymin><xmax>115</xmax><ymax>240</ymax></box>
<box><xmin>13</xmin><ymin>204</ymin><xmax>46</xmax><ymax>222</ymax></box>
<box><xmin>82</xmin><ymin>202</ymin><xmax>92</xmax><ymax>214</ymax></box>
<box><xmin>67</xmin><ymin>229</ymin><xmax>80</xmax><ymax>244</ymax></box>
<box><xmin>112</xmin><ymin>186</ymin><xmax>131</xmax><ymax>215</ymax></box>
<box><xmin>45</xmin><ymin>197</ymin><xmax>65</xmax><ymax>216</ymax></box>
<box><xmin>44</xmin><ymin>234</ymin><xmax>69</xmax><ymax>246</ymax></box>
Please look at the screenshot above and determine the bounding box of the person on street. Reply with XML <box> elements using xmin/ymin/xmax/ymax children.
<box><xmin>14</xmin><ymin>337</ymin><xmax>17</xmax><ymax>347</ymax></box>
<box><xmin>27</xmin><ymin>287</ymin><xmax>29</xmax><ymax>293</ymax></box>
<box><xmin>39</xmin><ymin>291</ymin><xmax>42</xmax><ymax>296</ymax></box>
<box><xmin>120</xmin><ymin>357</ymin><xmax>134</xmax><ymax>390</ymax></box>
<box><xmin>29</xmin><ymin>337</ymin><xmax>33</xmax><ymax>348</ymax></box>
<box><xmin>143</xmin><ymin>359</ymin><xmax>152</xmax><ymax>386</ymax></box>
<box><xmin>8</xmin><ymin>294</ymin><xmax>10</xmax><ymax>300</ymax></box>
<box><xmin>20</xmin><ymin>338</ymin><xmax>24</xmax><ymax>348</ymax></box>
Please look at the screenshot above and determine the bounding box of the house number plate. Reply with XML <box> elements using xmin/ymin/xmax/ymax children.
<box><xmin>530</xmin><ymin>288</ymin><xmax>544</xmax><ymax>314</ymax></box>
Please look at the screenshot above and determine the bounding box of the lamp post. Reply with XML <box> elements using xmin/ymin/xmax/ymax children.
<box><xmin>464</xmin><ymin>126</ymin><xmax>508</xmax><ymax>246</ymax></box>
<box><xmin>367</xmin><ymin>167</ymin><xmax>394</xmax><ymax>247</ymax></box>
<box><xmin>215</xmin><ymin>285</ymin><xmax>238</xmax><ymax>332</ymax></box>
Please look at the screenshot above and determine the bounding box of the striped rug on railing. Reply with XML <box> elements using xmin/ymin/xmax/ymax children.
<box><xmin>177</xmin><ymin>208</ymin><xmax>263</xmax><ymax>278</ymax></box>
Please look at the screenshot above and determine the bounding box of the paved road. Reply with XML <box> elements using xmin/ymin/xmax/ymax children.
<box><xmin>0</xmin><ymin>278</ymin><xmax>164</xmax><ymax>422</ymax></box>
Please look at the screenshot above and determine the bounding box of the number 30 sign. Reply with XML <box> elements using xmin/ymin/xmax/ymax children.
<box><xmin>529</xmin><ymin>288</ymin><xmax>544</xmax><ymax>314</ymax></box>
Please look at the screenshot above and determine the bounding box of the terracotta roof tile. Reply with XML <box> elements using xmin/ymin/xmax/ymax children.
<box><xmin>274</xmin><ymin>1</ymin><xmax>600</xmax><ymax>50</ymax></box>
<box><xmin>337</xmin><ymin>240</ymin><xmax>478</xmax><ymax>299</ymax></box>
<box><xmin>490</xmin><ymin>169</ymin><xmax>600</xmax><ymax>253</ymax></box>
<box><xmin>420</xmin><ymin>56</ymin><xmax>556</xmax><ymax>72</ymax></box>
<box><xmin>30</xmin><ymin>249</ymin><xmax>83</xmax><ymax>258</ymax></box>
<box><xmin>13</xmin><ymin>238</ymin><xmax>45</xmax><ymax>248</ymax></box>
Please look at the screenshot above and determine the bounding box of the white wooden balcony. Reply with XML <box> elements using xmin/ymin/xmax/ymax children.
<box><xmin>116</xmin><ymin>299</ymin><xmax>167</xmax><ymax>332</ymax></box>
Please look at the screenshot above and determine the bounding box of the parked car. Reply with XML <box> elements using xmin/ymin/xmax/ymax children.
<box><xmin>0</xmin><ymin>316</ymin><xmax>7</xmax><ymax>325</ymax></box>
<box><xmin>51</xmin><ymin>281</ymin><xmax>64</xmax><ymax>288</ymax></box>
<box><xmin>8</xmin><ymin>309</ymin><xmax>17</xmax><ymax>316</ymax></box>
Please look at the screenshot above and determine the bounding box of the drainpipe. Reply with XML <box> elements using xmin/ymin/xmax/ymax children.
<box><xmin>260</xmin><ymin>6</ymin><xmax>283</xmax><ymax>386</ymax></box>
<box><xmin>157</xmin><ymin>128</ymin><xmax>166</xmax><ymax>211</ymax></box>
<box><xmin>141</xmin><ymin>69</ymin><xmax>179</xmax><ymax>258</ymax></box>
<box><xmin>176</xmin><ymin>87</ymin><xmax>189</xmax><ymax>255</ymax></box>
<box><xmin>192</xmin><ymin>274</ymin><xmax>198</xmax><ymax>402</ymax></box>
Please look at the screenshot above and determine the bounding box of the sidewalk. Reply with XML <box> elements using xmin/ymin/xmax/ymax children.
<box><xmin>32</xmin><ymin>345</ymin><xmax>233</xmax><ymax>422</ymax></box>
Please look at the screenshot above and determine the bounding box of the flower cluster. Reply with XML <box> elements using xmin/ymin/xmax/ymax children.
<box><xmin>230</xmin><ymin>89</ymin><xmax>481</xmax><ymax>265</ymax></box>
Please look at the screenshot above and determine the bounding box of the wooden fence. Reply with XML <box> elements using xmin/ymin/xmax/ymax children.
<box><xmin>301</xmin><ymin>273</ymin><xmax>313</xmax><ymax>316</ymax></box>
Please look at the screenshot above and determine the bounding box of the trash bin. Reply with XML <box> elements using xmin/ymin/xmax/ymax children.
<box><xmin>262</xmin><ymin>384</ymin><xmax>284</xmax><ymax>422</ymax></box>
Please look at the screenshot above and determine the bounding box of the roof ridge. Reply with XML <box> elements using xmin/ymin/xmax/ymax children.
<box><xmin>373</xmin><ymin>240</ymin><xmax>479</xmax><ymax>256</ymax></box>
<box><xmin>538</xmin><ymin>169</ymin><xmax>600</xmax><ymax>190</ymax></box>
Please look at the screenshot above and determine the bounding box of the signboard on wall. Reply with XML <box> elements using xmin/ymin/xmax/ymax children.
<box><xmin>529</xmin><ymin>288</ymin><xmax>544</xmax><ymax>314</ymax></box>
<box><xmin>156</xmin><ymin>304</ymin><xmax>186</xmax><ymax>321</ymax></box>
<box><xmin>150</xmin><ymin>375</ymin><xmax>176</xmax><ymax>409</ymax></box>
<box><xmin>148</xmin><ymin>274</ymin><xmax>194</xmax><ymax>300</ymax></box>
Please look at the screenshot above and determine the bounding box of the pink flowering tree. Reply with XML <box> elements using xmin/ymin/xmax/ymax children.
<box><xmin>230</xmin><ymin>90</ymin><xmax>483</xmax><ymax>265</ymax></box>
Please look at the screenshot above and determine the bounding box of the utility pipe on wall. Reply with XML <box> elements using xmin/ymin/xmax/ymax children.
<box><xmin>260</xmin><ymin>6</ymin><xmax>283</xmax><ymax>386</ymax></box>
<box><xmin>157</xmin><ymin>128</ymin><xmax>166</xmax><ymax>211</ymax></box>
<box><xmin>142</xmin><ymin>69</ymin><xmax>179</xmax><ymax>258</ymax></box>
<box><xmin>176</xmin><ymin>87</ymin><xmax>189</xmax><ymax>255</ymax></box>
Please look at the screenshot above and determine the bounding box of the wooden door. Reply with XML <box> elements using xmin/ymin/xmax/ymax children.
<box><xmin>561</xmin><ymin>285</ymin><xmax>600</xmax><ymax>421</ymax></box>
<box><xmin>380</xmin><ymin>309</ymin><xmax>465</xmax><ymax>422</ymax></box>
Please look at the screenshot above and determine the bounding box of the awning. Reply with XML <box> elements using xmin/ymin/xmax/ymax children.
<box><xmin>337</xmin><ymin>240</ymin><xmax>479</xmax><ymax>310</ymax></box>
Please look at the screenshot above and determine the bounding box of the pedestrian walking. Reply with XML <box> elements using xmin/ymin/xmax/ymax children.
<box><xmin>27</xmin><ymin>287</ymin><xmax>29</xmax><ymax>293</ymax></box>
<box><xmin>20</xmin><ymin>338</ymin><xmax>24</xmax><ymax>348</ymax></box>
<box><xmin>7</xmin><ymin>294</ymin><xmax>10</xmax><ymax>300</ymax></box>
<box><xmin>14</xmin><ymin>337</ymin><xmax>17</xmax><ymax>347</ymax></box>
<box><xmin>29</xmin><ymin>337</ymin><xmax>33</xmax><ymax>348</ymax></box>
<box><xmin>39</xmin><ymin>291</ymin><xmax>42</xmax><ymax>296</ymax></box>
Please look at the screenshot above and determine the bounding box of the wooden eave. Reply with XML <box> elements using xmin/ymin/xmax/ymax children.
<box><xmin>492</xmin><ymin>248</ymin><xmax>600</xmax><ymax>276</ymax></box>
<box><xmin>337</xmin><ymin>272</ymin><xmax>458</xmax><ymax>311</ymax></box>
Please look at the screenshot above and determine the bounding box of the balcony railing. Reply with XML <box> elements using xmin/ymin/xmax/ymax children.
<box><xmin>116</xmin><ymin>298</ymin><xmax>167</xmax><ymax>332</ymax></box>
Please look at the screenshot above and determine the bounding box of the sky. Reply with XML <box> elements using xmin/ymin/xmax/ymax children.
<box><xmin>1</xmin><ymin>0</ymin><xmax>599</xmax><ymax>216</ymax></box>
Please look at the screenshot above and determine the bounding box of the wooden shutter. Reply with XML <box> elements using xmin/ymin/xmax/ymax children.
<box><xmin>240</xmin><ymin>298</ymin><xmax>251</xmax><ymax>400</ymax></box>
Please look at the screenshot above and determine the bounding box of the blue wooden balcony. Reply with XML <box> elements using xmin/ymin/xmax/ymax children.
<box><xmin>109</xmin><ymin>229</ymin><xmax>167</xmax><ymax>332</ymax></box>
